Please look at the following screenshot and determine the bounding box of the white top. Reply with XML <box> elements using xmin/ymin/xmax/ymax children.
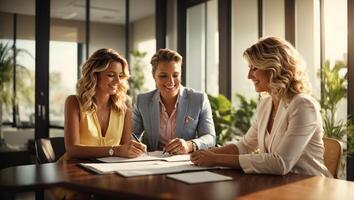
<box><xmin>234</xmin><ymin>94</ymin><xmax>332</xmax><ymax>177</ymax></box>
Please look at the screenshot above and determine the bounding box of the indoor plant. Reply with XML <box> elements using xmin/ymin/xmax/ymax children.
<box><xmin>208</xmin><ymin>93</ymin><xmax>257</xmax><ymax>145</ymax></box>
<box><xmin>0</xmin><ymin>42</ymin><xmax>32</xmax><ymax>148</ymax></box>
<box><xmin>128</xmin><ymin>50</ymin><xmax>148</xmax><ymax>104</ymax></box>
<box><xmin>318</xmin><ymin>60</ymin><xmax>354</xmax><ymax>180</ymax></box>
<box><xmin>318</xmin><ymin>60</ymin><xmax>354</xmax><ymax>153</ymax></box>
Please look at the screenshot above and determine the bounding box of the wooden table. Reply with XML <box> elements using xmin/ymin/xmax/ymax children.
<box><xmin>0</xmin><ymin>146</ymin><xmax>34</xmax><ymax>169</ymax></box>
<box><xmin>0</xmin><ymin>161</ymin><xmax>353</xmax><ymax>200</ymax></box>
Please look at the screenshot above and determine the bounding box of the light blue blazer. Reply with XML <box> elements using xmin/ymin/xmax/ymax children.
<box><xmin>132</xmin><ymin>86</ymin><xmax>216</xmax><ymax>151</ymax></box>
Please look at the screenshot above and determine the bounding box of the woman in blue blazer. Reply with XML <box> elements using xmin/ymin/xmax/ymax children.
<box><xmin>132</xmin><ymin>49</ymin><xmax>216</xmax><ymax>153</ymax></box>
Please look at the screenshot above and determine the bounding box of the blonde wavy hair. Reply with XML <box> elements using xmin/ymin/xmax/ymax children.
<box><xmin>76</xmin><ymin>48</ymin><xmax>130</xmax><ymax>113</ymax></box>
<box><xmin>243</xmin><ymin>37</ymin><xmax>311</xmax><ymax>102</ymax></box>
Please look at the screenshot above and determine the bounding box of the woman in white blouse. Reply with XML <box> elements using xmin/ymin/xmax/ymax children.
<box><xmin>191</xmin><ymin>37</ymin><xmax>331</xmax><ymax>177</ymax></box>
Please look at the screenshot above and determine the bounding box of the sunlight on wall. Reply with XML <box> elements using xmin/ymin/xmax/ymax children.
<box><xmin>137</xmin><ymin>39</ymin><xmax>156</xmax><ymax>91</ymax></box>
<box><xmin>323</xmin><ymin>0</ymin><xmax>347</xmax><ymax>122</ymax></box>
<box><xmin>49</xmin><ymin>41</ymin><xmax>78</xmax><ymax>126</ymax></box>
<box><xmin>324</xmin><ymin>0</ymin><xmax>347</xmax><ymax>63</ymax></box>
<box><xmin>231</xmin><ymin>0</ymin><xmax>259</xmax><ymax>106</ymax></box>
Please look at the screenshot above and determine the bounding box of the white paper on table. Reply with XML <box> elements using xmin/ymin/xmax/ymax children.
<box><xmin>167</xmin><ymin>171</ymin><xmax>233</xmax><ymax>184</ymax></box>
<box><xmin>96</xmin><ymin>151</ymin><xmax>190</xmax><ymax>163</ymax></box>
<box><xmin>79</xmin><ymin>161</ymin><xmax>223</xmax><ymax>177</ymax></box>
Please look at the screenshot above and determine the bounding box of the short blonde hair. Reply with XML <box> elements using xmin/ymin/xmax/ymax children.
<box><xmin>243</xmin><ymin>37</ymin><xmax>311</xmax><ymax>102</ymax></box>
<box><xmin>76</xmin><ymin>48</ymin><xmax>131</xmax><ymax>113</ymax></box>
<box><xmin>150</xmin><ymin>48</ymin><xmax>182</xmax><ymax>76</ymax></box>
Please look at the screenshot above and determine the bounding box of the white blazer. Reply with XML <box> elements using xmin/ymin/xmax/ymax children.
<box><xmin>234</xmin><ymin>94</ymin><xmax>332</xmax><ymax>177</ymax></box>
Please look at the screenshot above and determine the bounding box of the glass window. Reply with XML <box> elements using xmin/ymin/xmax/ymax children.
<box><xmin>0</xmin><ymin>38</ymin><xmax>14</xmax><ymax>124</ymax></box>
<box><xmin>296</xmin><ymin>0</ymin><xmax>321</xmax><ymax>99</ymax></box>
<box><xmin>130</xmin><ymin>0</ymin><xmax>156</xmax><ymax>94</ymax></box>
<box><xmin>49</xmin><ymin>41</ymin><xmax>78</xmax><ymax>127</ymax></box>
<box><xmin>323</xmin><ymin>0</ymin><xmax>347</xmax><ymax>122</ymax></box>
<box><xmin>136</xmin><ymin>39</ymin><xmax>156</xmax><ymax>91</ymax></box>
<box><xmin>49</xmin><ymin>1</ymin><xmax>84</xmax><ymax>130</ymax></box>
<box><xmin>16</xmin><ymin>39</ymin><xmax>35</xmax><ymax>126</ymax></box>
<box><xmin>231</xmin><ymin>0</ymin><xmax>259</xmax><ymax>104</ymax></box>
<box><xmin>186</xmin><ymin>3</ymin><xmax>205</xmax><ymax>91</ymax></box>
<box><xmin>263</xmin><ymin>0</ymin><xmax>285</xmax><ymax>39</ymax></box>
<box><xmin>0</xmin><ymin>1</ymin><xmax>36</xmax><ymax>147</ymax></box>
<box><xmin>0</xmin><ymin>4</ymin><xmax>36</xmax><ymax>128</ymax></box>
<box><xmin>205</xmin><ymin>0</ymin><xmax>219</xmax><ymax>96</ymax></box>
<box><xmin>186</xmin><ymin>0</ymin><xmax>218</xmax><ymax>94</ymax></box>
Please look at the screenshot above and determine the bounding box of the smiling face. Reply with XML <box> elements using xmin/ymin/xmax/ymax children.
<box><xmin>153</xmin><ymin>61</ymin><xmax>181</xmax><ymax>100</ymax></box>
<box><xmin>247</xmin><ymin>65</ymin><xmax>271</xmax><ymax>93</ymax></box>
<box><xmin>96</xmin><ymin>61</ymin><xmax>125</xmax><ymax>95</ymax></box>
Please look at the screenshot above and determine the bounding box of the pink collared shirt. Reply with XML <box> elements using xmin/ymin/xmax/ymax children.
<box><xmin>159</xmin><ymin>98</ymin><xmax>178</xmax><ymax>146</ymax></box>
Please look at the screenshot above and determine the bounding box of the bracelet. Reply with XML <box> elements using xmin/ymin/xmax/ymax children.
<box><xmin>108</xmin><ymin>145</ymin><xmax>115</xmax><ymax>156</ymax></box>
<box><xmin>192</xmin><ymin>141</ymin><xmax>198</xmax><ymax>152</ymax></box>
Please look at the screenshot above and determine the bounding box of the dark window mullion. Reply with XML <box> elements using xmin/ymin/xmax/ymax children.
<box><xmin>12</xmin><ymin>14</ymin><xmax>17</xmax><ymax>127</ymax></box>
<box><xmin>218</xmin><ymin>0</ymin><xmax>231</xmax><ymax>99</ymax></box>
<box><xmin>35</xmin><ymin>0</ymin><xmax>50</xmax><ymax>139</ymax></box>
<box><xmin>347</xmin><ymin>0</ymin><xmax>354</xmax><ymax>181</ymax></box>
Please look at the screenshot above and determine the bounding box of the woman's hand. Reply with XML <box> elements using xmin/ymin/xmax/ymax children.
<box><xmin>190</xmin><ymin>149</ymin><xmax>217</xmax><ymax>167</ymax></box>
<box><xmin>117</xmin><ymin>140</ymin><xmax>147</xmax><ymax>158</ymax></box>
<box><xmin>164</xmin><ymin>138</ymin><xmax>190</xmax><ymax>154</ymax></box>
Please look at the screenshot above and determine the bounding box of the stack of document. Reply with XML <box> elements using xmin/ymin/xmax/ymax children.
<box><xmin>96</xmin><ymin>151</ymin><xmax>190</xmax><ymax>163</ymax></box>
<box><xmin>79</xmin><ymin>151</ymin><xmax>226</xmax><ymax>177</ymax></box>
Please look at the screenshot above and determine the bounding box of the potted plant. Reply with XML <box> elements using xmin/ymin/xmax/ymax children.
<box><xmin>208</xmin><ymin>93</ymin><xmax>257</xmax><ymax>145</ymax></box>
<box><xmin>128</xmin><ymin>50</ymin><xmax>148</xmax><ymax>104</ymax></box>
<box><xmin>318</xmin><ymin>60</ymin><xmax>354</xmax><ymax>180</ymax></box>
<box><xmin>0</xmin><ymin>42</ymin><xmax>32</xmax><ymax>148</ymax></box>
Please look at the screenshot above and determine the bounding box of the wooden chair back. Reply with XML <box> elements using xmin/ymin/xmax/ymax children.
<box><xmin>35</xmin><ymin>137</ymin><xmax>65</xmax><ymax>163</ymax></box>
<box><xmin>323</xmin><ymin>137</ymin><xmax>343</xmax><ymax>178</ymax></box>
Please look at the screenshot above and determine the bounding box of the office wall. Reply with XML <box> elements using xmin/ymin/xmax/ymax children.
<box><xmin>0</xmin><ymin>12</ymin><xmax>14</xmax><ymax>39</ymax></box>
<box><xmin>89</xmin><ymin>22</ymin><xmax>125</xmax><ymax>56</ymax></box>
<box><xmin>51</xmin><ymin>18</ymin><xmax>85</xmax><ymax>43</ymax></box>
<box><xmin>0</xmin><ymin>12</ymin><xmax>36</xmax><ymax>40</ymax></box>
<box><xmin>132</xmin><ymin>15</ymin><xmax>155</xmax><ymax>51</ymax></box>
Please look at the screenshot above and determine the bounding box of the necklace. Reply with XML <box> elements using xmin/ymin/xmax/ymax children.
<box><xmin>96</xmin><ymin>107</ymin><xmax>109</xmax><ymax>125</ymax></box>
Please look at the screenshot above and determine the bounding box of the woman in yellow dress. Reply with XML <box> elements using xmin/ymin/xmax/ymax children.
<box><xmin>55</xmin><ymin>48</ymin><xmax>146</xmax><ymax>199</ymax></box>
<box><xmin>63</xmin><ymin>48</ymin><xmax>146</xmax><ymax>159</ymax></box>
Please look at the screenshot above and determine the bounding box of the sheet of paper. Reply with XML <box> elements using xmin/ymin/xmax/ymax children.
<box><xmin>79</xmin><ymin>161</ymin><xmax>222</xmax><ymax>177</ymax></box>
<box><xmin>167</xmin><ymin>171</ymin><xmax>233</xmax><ymax>184</ymax></box>
<box><xmin>116</xmin><ymin>162</ymin><xmax>219</xmax><ymax>177</ymax></box>
<box><xmin>79</xmin><ymin>161</ymin><xmax>173</xmax><ymax>174</ymax></box>
<box><xmin>96</xmin><ymin>151</ymin><xmax>190</xmax><ymax>163</ymax></box>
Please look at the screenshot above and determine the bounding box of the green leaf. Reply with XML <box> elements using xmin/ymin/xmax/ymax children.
<box><xmin>318</xmin><ymin>59</ymin><xmax>354</xmax><ymax>153</ymax></box>
<box><xmin>208</xmin><ymin>93</ymin><xmax>257</xmax><ymax>145</ymax></box>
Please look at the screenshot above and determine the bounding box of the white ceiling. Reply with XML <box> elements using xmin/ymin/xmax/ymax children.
<box><xmin>0</xmin><ymin>0</ymin><xmax>155</xmax><ymax>24</ymax></box>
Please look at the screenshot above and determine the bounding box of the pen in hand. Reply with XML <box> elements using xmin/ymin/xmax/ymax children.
<box><xmin>132</xmin><ymin>133</ymin><xmax>141</xmax><ymax>143</ymax></box>
<box><xmin>132</xmin><ymin>133</ymin><xmax>147</xmax><ymax>154</ymax></box>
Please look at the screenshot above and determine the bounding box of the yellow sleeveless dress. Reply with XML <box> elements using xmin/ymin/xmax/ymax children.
<box><xmin>59</xmin><ymin>97</ymin><xmax>125</xmax><ymax>160</ymax></box>
<box><xmin>53</xmin><ymin>97</ymin><xmax>126</xmax><ymax>199</ymax></box>
<box><xmin>76</xmin><ymin>98</ymin><xmax>125</xmax><ymax>147</ymax></box>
